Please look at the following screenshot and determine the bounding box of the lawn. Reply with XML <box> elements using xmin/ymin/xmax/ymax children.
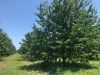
<box><xmin>0</xmin><ymin>53</ymin><xmax>100</xmax><ymax>75</ymax></box>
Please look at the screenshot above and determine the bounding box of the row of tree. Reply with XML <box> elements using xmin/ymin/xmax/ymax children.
<box><xmin>19</xmin><ymin>0</ymin><xmax>100</xmax><ymax>64</ymax></box>
<box><xmin>0</xmin><ymin>29</ymin><xmax>16</xmax><ymax>57</ymax></box>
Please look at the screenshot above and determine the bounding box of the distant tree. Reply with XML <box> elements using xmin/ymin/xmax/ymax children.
<box><xmin>19</xmin><ymin>26</ymin><xmax>45</xmax><ymax>61</ymax></box>
<box><xmin>19</xmin><ymin>0</ymin><xmax>99</xmax><ymax>64</ymax></box>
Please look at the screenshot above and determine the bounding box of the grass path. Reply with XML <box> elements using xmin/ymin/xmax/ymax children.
<box><xmin>0</xmin><ymin>53</ymin><xmax>100</xmax><ymax>75</ymax></box>
<box><xmin>0</xmin><ymin>53</ymin><xmax>47</xmax><ymax>75</ymax></box>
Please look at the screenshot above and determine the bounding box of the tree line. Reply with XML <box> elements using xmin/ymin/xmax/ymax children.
<box><xmin>0</xmin><ymin>29</ymin><xmax>16</xmax><ymax>57</ymax></box>
<box><xmin>18</xmin><ymin>0</ymin><xmax>99</xmax><ymax>64</ymax></box>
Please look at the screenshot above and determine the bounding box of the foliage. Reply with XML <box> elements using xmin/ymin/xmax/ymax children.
<box><xmin>95</xmin><ymin>22</ymin><xmax>100</xmax><ymax>53</ymax></box>
<box><xmin>19</xmin><ymin>0</ymin><xmax>99</xmax><ymax>64</ymax></box>
<box><xmin>0</xmin><ymin>29</ymin><xmax>16</xmax><ymax>57</ymax></box>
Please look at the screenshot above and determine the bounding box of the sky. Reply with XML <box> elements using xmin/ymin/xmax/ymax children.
<box><xmin>0</xmin><ymin>0</ymin><xmax>100</xmax><ymax>49</ymax></box>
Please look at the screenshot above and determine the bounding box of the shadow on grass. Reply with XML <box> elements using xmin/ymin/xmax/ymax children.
<box><xmin>0</xmin><ymin>58</ymin><xmax>3</xmax><ymax>61</ymax></box>
<box><xmin>18</xmin><ymin>61</ymin><xmax>97</xmax><ymax>74</ymax></box>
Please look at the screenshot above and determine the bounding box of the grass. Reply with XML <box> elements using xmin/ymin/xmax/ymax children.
<box><xmin>0</xmin><ymin>53</ymin><xmax>47</xmax><ymax>75</ymax></box>
<box><xmin>0</xmin><ymin>53</ymin><xmax>100</xmax><ymax>75</ymax></box>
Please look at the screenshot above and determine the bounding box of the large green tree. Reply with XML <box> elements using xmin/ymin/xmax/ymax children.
<box><xmin>20</xmin><ymin>0</ymin><xmax>99</xmax><ymax>64</ymax></box>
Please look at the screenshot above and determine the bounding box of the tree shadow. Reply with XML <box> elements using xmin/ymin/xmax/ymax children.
<box><xmin>0</xmin><ymin>57</ymin><xmax>3</xmax><ymax>61</ymax></box>
<box><xmin>18</xmin><ymin>61</ymin><xmax>97</xmax><ymax>74</ymax></box>
<box><xmin>0</xmin><ymin>59</ymin><xmax>3</xmax><ymax>61</ymax></box>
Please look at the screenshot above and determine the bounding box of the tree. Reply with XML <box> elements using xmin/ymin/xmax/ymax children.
<box><xmin>0</xmin><ymin>29</ymin><xmax>16</xmax><ymax>57</ymax></box>
<box><xmin>95</xmin><ymin>20</ymin><xmax>100</xmax><ymax>54</ymax></box>
<box><xmin>19</xmin><ymin>26</ymin><xmax>45</xmax><ymax>61</ymax></box>
<box><xmin>20</xmin><ymin>0</ymin><xmax>99</xmax><ymax>64</ymax></box>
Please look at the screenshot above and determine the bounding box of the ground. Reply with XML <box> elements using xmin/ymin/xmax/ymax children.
<box><xmin>0</xmin><ymin>53</ymin><xmax>100</xmax><ymax>75</ymax></box>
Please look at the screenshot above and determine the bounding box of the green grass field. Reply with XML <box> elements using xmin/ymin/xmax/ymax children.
<box><xmin>0</xmin><ymin>53</ymin><xmax>100</xmax><ymax>75</ymax></box>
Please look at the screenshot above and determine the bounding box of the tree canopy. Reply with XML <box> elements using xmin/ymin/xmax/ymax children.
<box><xmin>19</xmin><ymin>0</ymin><xmax>100</xmax><ymax>64</ymax></box>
